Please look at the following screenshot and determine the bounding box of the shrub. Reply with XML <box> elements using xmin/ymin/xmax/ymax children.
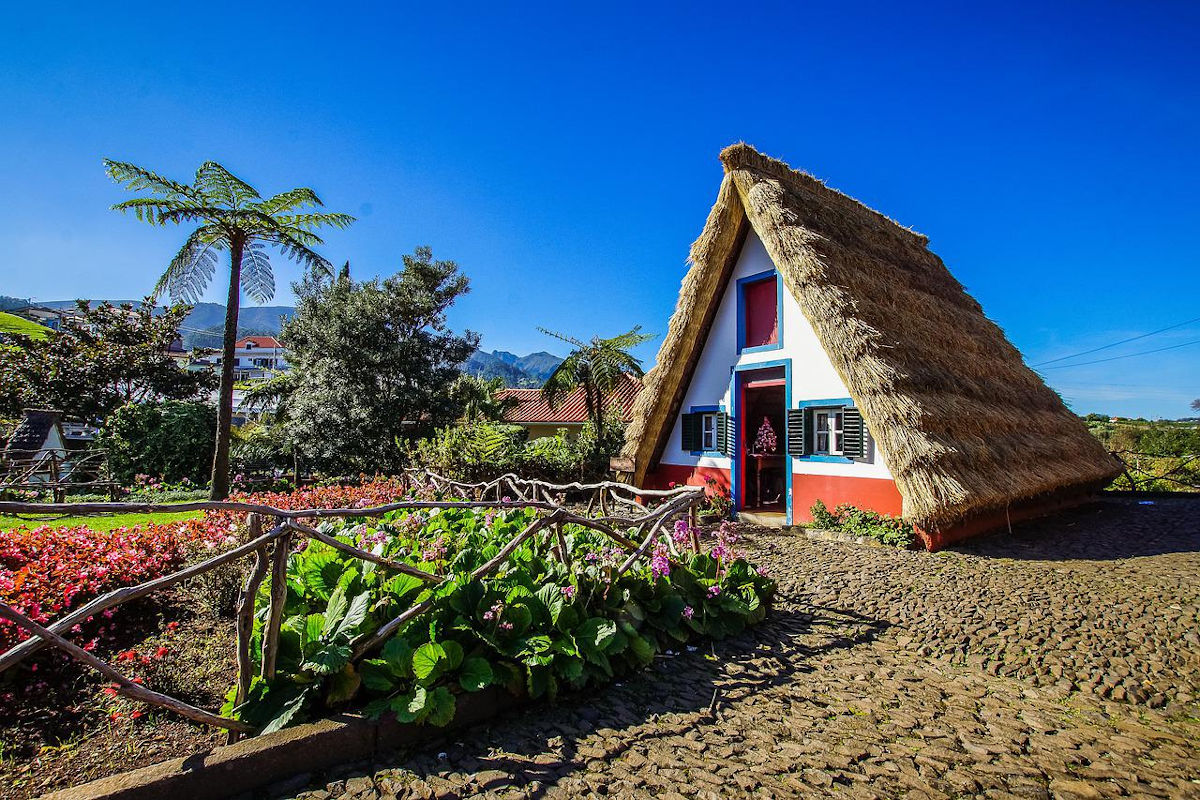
<box><xmin>98</xmin><ymin>400</ymin><xmax>217</xmax><ymax>485</ymax></box>
<box><xmin>225</xmin><ymin>508</ymin><xmax>775</xmax><ymax>733</ymax></box>
<box><xmin>411</xmin><ymin>414</ymin><xmax>626</xmax><ymax>484</ymax></box>
<box><xmin>807</xmin><ymin>501</ymin><xmax>915</xmax><ymax>548</ymax></box>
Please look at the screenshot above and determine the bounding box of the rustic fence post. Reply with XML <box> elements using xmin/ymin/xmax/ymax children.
<box><xmin>229</xmin><ymin>514</ymin><xmax>269</xmax><ymax>744</ymax></box>
<box><xmin>49</xmin><ymin>452</ymin><xmax>63</xmax><ymax>503</ymax></box>
<box><xmin>260</xmin><ymin>521</ymin><xmax>291</xmax><ymax>680</ymax></box>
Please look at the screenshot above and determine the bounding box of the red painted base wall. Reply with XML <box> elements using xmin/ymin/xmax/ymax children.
<box><xmin>643</xmin><ymin>463</ymin><xmax>732</xmax><ymax>495</ymax></box>
<box><xmin>791</xmin><ymin>474</ymin><xmax>904</xmax><ymax>522</ymax></box>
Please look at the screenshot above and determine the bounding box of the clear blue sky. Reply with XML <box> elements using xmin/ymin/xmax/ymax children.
<box><xmin>1</xmin><ymin>1</ymin><xmax>1196</xmax><ymax>418</ymax></box>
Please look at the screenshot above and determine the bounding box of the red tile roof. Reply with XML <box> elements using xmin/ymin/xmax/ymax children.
<box><xmin>498</xmin><ymin>373</ymin><xmax>643</xmax><ymax>425</ymax></box>
<box><xmin>236</xmin><ymin>336</ymin><xmax>283</xmax><ymax>349</ymax></box>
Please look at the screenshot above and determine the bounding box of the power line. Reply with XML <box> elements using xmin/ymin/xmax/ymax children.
<box><xmin>1031</xmin><ymin>315</ymin><xmax>1200</xmax><ymax>367</ymax></box>
<box><xmin>1039</xmin><ymin>337</ymin><xmax>1200</xmax><ymax>369</ymax></box>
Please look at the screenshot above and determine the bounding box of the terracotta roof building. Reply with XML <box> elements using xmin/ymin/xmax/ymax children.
<box><xmin>498</xmin><ymin>374</ymin><xmax>643</xmax><ymax>439</ymax></box>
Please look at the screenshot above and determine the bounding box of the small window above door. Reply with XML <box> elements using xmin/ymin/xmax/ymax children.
<box><xmin>737</xmin><ymin>270</ymin><xmax>782</xmax><ymax>353</ymax></box>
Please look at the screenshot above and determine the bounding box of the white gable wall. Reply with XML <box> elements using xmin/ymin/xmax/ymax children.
<box><xmin>658</xmin><ymin>228</ymin><xmax>892</xmax><ymax>481</ymax></box>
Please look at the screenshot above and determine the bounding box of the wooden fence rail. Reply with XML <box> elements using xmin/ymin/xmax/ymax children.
<box><xmin>0</xmin><ymin>471</ymin><xmax>707</xmax><ymax>740</ymax></box>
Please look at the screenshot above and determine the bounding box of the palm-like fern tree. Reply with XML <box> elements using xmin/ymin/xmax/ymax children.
<box><xmin>450</xmin><ymin>374</ymin><xmax>520</xmax><ymax>423</ymax></box>
<box><xmin>539</xmin><ymin>326</ymin><xmax>654</xmax><ymax>454</ymax></box>
<box><xmin>104</xmin><ymin>160</ymin><xmax>353</xmax><ymax>499</ymax></box>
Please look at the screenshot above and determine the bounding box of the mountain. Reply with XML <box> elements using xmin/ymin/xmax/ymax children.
<box><xmin>464</xmin><ymin>349</ymin><xmax>564</xmax><ymax>388</ymax></box>
<box><xmin>514</xmin><ymin>351</ymin><xmax>563</xmax><ymax>383</ymax></box>
<box><xmin>38</xmin><ymin>300</ymin><xmax>295</xmax><ymax>349</ymax></box>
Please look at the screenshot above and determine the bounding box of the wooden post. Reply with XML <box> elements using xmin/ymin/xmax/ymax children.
<box><xmin>555</xmin><ymin>522</ymin><xmax>571</xmax><ymax>570</ymax></box>
<box><xmin>49</xmin><ymin>452</ymin><xmax>63</xmax><ymax>504</ymax></box>
<box><xmin>260</xmin><ymin>526</ymin><xmax>291</xmax><ymax>680</ymax></box>
<box><xmin>229</xmin><ymin>514</ymin><xmax>269</xmax><ymax>744</ymax></box>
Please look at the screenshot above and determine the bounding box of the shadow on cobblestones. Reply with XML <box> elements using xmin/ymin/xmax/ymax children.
<box><xmin>954</xmin><ymin>497</ymin><xmax>1200</xmax><ymax>561</ymax></box>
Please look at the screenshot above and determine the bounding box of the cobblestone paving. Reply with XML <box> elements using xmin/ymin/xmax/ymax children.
<box><xmin>282</xmin><ymin>497</ymin><xmax>1200</xmax><ymax>799</ymax></box>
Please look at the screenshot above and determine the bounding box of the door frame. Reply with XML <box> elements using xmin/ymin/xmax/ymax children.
<box><xmin>730</xmin><ymin>358</ymin><xmax>793</xmax><ymax>525</ymax></box>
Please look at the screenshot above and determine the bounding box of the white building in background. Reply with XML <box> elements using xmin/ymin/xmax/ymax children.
<box><xmin>191</xmin><ymin>336</ymin><xmax>289</xmax><ymax>381</ymax></box>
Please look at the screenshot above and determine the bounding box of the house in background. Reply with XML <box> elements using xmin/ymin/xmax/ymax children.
<box><xmin>192</xmin><ymin>335</ymin><xmax>289</xmax><ymax>381</ymax></box>
<box><xmin>498</xmin><ymin>374</ymin><xmax>642</xmax><ymax>440</ymax></box>
<box><xmin>620</xmin><ymin>144</ymin><xmax>1120</xmax><ymax>550</ymax></box>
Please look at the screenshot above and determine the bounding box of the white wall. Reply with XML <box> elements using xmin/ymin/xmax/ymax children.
<box><xmin>659</xmin><ymin>228</ymin><xmax>891</xmax><ymax>481</ymax></box>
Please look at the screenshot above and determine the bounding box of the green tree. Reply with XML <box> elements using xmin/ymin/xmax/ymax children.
<box><xmin>279</xmin><ymin>248</ymin><xmax>478</xmax><ymax>475</ymax></box>
<box><xmin>539</xmin><ymin>326</ymin><xmax>653</xmax><ymax>454</ymax></box>
<box><xmin>449</xmin><ymin>374</ymin><xmax>519</xmax><ymax>422</ymax></box>
<box><xmin>98</xmin><ymin>400</ymin><xmax>217</xmax><ymax>484</ymax></box>
<box><xmin>0</xmin><ymin>301</ymin><xmax>214</xmax><ymax>421</ymax></box>
<box><xmin>104</xmin><ymin>159</ymin><xmax>352</xmax><ymax>499</ymax></box>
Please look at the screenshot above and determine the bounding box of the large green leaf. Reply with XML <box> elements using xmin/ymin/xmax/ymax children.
<box><xmin>383</xmin><ymin>573</ymin><xmax>426</xmax><ymax>603</ymax></box>
<box><xmin>303</xmin><ymin>643</ymin><xmax>352</xmax><ymax>675</ymax></box>
<box><xmin>459</xmin><ymin>656</ymin><xmax>493</xmax><ymax>692</ymax></box>
<box><xmin>426</xmin><ymin>686</ymin><xmax>456</xmax><ymax>727</ymax></box>
<box><xmin>325</xmin><ymin>663</ymin><xmax>361</xmax><ymax>705</ymax></box>
<box><xmin>360</xmin><ymin>659</ymin><xmax>397</xmax><ymax>691</ymax></box>
<box><xmin>381</xmin><ymin>637</ymin><xmax>413</xmax><ymax>678</ymax></box>
<box><xmin>334</xmin><ymin>592</ymin><xmax>371</xmax><ymax>638</ymax></box>
<box><xmin>412</xmin><ymin>642</ymin><xmax>447</xmax><ymax>683</ymax></box>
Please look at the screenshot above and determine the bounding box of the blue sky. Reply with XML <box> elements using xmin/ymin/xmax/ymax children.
<box><xmin>1</xmin><ymin>1</ymin><xmax>1196</xmax><ymax>417</ymax></box>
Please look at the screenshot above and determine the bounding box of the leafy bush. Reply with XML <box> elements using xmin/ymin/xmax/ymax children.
<box><xmin>98</xmin><ymin>401</ymin><xmax>217</xmax><ymax>485</ymax></box>
<box><xmin>807</xmin><ymin>500</ymin><xmax>915</xmax><ymax>548</ymax></box>
<box><xmin>224</xmin><ymin>507</ymin><xmax>774</xmax><ymax>733</ymax></box>
<box><xmin>411</xmin><ymin>416</ymin><xmax>626</xmax><ymax>484</ymax></box>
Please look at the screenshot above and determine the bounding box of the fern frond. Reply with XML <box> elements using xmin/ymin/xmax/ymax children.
<box><xmin>239</xmin><ymin>241</ymin><xmax>276</xmax><ymax>304</ymax></box>
<box><xmin>272</xmin><ymin>212</ymin><xmax>356</xmax><ymax>231</ymax></box>
<box><xmin>154</xmin><ymin>229</ymin><xmax>221</xmax><ymax>303</ymax></box>
<box><xmin>253</xmin><ymin>187</ymin><xmax>323</xmax><ymax>214</ymax></box>
<box><xmin>195</xmin><ymin>161</ymin><xmax>261</xmax><ymax>207</ymax></box>
<box><xmin>104</xmin><ymin>159</ymin><xmax>201</xmax><ymax>201</ymax></box>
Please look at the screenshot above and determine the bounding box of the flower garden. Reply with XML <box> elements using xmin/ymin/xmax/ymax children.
<box><xmin>0</xmin><ymin>476</ymin><xmax>774</xmax><ymax>798</ymax></box>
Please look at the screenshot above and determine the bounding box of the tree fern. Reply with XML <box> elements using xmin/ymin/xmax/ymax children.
<box><xmin>104</xmin><ymin>158</ymin><xmax>353</xmax><ymax>498</ymax></box>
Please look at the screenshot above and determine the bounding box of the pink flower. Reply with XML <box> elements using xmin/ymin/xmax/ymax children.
<box><xmin>683</xmin><ymin>606</ymin><xmax>694</xmax><ymax>620</ymax></box>
<box><xmin>707</xmin><ymin>585</ymin><xmax>721</xmax><ymax>598</ymax></box>
<box><xmin>650</xmin><ymin>544</ymin><xmax>670</xmax><ymax>581</ymax></box>
<box><xmin>560</xmin><ymin>585</ymin><xmax>575</xmax><ymax>600</ymax></box>
<box><xmin>499</xmin><ymin>621</ymin><xmax>514</xmax><ymax>631</ymax></box>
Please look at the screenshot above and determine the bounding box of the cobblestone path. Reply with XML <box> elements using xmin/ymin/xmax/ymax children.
<box><xmin>284</xmin><ymin>497</ymin><xmax>1200</xmax><ymax>799</ymax></box>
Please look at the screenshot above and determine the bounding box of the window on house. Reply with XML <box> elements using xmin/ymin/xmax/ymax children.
<box><xmin>741</xmin><ymin>274</ymin><xmax>779</xmax><ymax>350</ymax></box>
<box><xmin>813</xmin><ymin>409</ymin><xmax>844</xmax><ymax>456</ymax></box>
<box><xmin>701</xmin><ymin>413</ymin><xmax>716</xmax><ymax>451</ymax></box>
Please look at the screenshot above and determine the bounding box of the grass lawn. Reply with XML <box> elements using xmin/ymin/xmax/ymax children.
<box><xmin>0</xmin><ymin>311</ymin><xmax>50</xmax><ymax>341</ymax></box>
<box><xmin>0</xmin><ymin>509</ymin><xmax>202</xmax><ymax>532</ymax></box>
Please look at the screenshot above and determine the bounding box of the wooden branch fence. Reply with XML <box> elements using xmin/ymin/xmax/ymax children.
<box><xmin>0</xmin><ymin>447</ymin><xmax>119</xmax><ymax>502</ymax></box>
<box><xmin>1109</xmin><ymin>450</ymin><xmax>1200</xmax><ymax>492</ymax></box>
<box><xmin>0</xmin><ymin>471</ymin><xmax>706</xmax><ymax>741</ymax></box>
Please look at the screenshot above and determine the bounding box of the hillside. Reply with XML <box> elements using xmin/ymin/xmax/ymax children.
<box><xmin>0</xmin><ymin>312</ymin><xmax>49</xmax><ymax>341</ymax></box>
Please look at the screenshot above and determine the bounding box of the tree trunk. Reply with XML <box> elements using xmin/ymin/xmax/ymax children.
<box><xmin>210</xmin><ymin>236</ymin><xmax>244</xmax><ymax>500</ymax></box>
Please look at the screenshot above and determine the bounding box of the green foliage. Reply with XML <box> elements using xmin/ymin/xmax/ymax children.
<box><xmin>226</xmin><ymin>505</ymin><xmax>775</xmax><ymax>733</ymax></box>
<box><xmin>98</xmin><ymin>400</ymin><xmax>217</xmax><ymax>484</ymax></box>
<box><xmin>411</xmin><ymin>413</ymin><xmax>626</xmax><ymax>483</ymax></box>
<box><xmin>271</xmin><ymin>248</ymin><xmax>478</xmax><ymax>476</ymax></box>
<box><xmin>0</xmin><ymin>301</ymin><xmax>214</xmax><ymax>421</ymax></box>
<box><xmin>1086</xmin><ymin>417</ymin><xmax>1200</xmax><ymax>491</ymax></box>
<box><xmin>538</xmin><ymin>326</ymin><xmax>653</xmax><ymax>456</ymax></box>
<box><xmin>807</xmin><ymin>501</ymin><xmax>915</xmax><ymax>548</ymax></box>
<box><xmin>449</xmin><ymin>374</ymin><xmax>519</xmax><ymax>423</ymax></box>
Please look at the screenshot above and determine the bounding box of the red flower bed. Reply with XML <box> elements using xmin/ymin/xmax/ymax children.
<box><xmin>0</xmin><ymin>480</ymin><xmax>410</xmax><ymax>653</ymax></box>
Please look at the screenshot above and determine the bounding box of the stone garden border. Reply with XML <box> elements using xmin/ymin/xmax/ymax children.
<box><xmin>41</xmin><ymin>687</ymin><xmax>522</xmax><ymax>800</ymax></box>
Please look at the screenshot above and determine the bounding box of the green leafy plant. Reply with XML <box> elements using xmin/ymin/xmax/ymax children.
<box><xmin>223</xmin><ymin>506</ymin><xmax>774</xmax><ymax>733</ymax></box>
<box><xmin>807</xmin><ymin>500</ymin><xmax>914</xmax><ymax>548</ymax></box>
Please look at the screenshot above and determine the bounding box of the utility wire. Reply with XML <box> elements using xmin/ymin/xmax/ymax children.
<box><xmin>1039</xmin><ymin>337</ymin><xmax>1200</xmax><ymax>369</ymax></box>
<box><xmin>1032</xmin><ymin>315</ymin><xmax>1200</xmax><ymax>367</ymax></box>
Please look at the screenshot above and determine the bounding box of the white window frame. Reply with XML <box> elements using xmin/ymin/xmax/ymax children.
<box><xmin>700</xmin><ymin>413</ymin><xmax>717</xmax><ymax>452</ymax></box>
<box><xmin>813</xmin><ymin>409</ymin><xmax>844</xmax><ymax>456</ymax></box>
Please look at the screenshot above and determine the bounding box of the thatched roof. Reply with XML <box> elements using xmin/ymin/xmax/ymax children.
<box><xmin>6</xmin><ymin>409</ymin><xmax>63</xmax><ymax>455</ymax></box>
<box><xmin>621</xmin><ymin>143</ymin><xmax>1120</xmax><ymax>532</ymax></box>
